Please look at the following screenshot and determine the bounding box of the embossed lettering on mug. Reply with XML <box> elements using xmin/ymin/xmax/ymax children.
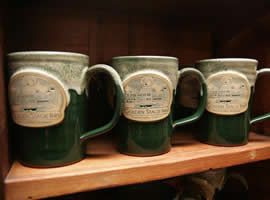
<box><xmin>123</xmin><ymin>73</ymin><xmax>173</xmax><ymax>122</ymax></box>
<box><xmin>206</xmin><ymin>71</ymin><xmax>251</xmax><ymax>115</ymax></box>
<box><xmin>9</xmin><ymin>72</ymin><xmax>67</xmax><ymax>127</ymax></box>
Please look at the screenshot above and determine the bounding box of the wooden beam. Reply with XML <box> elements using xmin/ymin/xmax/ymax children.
<box><xmin>4</xmin><ymin>132</ymin><xmax>270</xmax><ymax>200</ymax></box>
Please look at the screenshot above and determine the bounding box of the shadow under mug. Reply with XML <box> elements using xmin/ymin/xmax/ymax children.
<box><xmin>7</xmin><ymin>51</ymin><xmax>123</xmax><ymax>167</ymax></box>
<box><xmin>195</xmin><ymin>58</ymin><xmax>270</xmax><ymax>146</ymax></box>
<box><xmin>110</xmin><ymin>56</ymin><xmax>207</xmax><ymax>156</ymax></box>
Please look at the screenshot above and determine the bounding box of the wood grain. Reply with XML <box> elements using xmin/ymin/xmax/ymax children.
<box><xmin>94</xmin><ymin>13</ymin><xmax>129</xmax><ymax>64</ymax></box>
<box><xmin>0</xmin><ymin>8</ymin><xmax>11</xmax><ymax>200</ymax></box>
<box><xmin>5</xmin><ymin>9</ymin><xmax>212</xmax><ymax>63</ymax></box>
<box><xmin>4</xmin><ymin>132</ymin><xmax>270</xmax><ymax>200</ymax></box>
<box><xmin>128</xmin><ymin>15</ymin><xmax>173</xmax><ymax>56</ymax></box>
<box><xmin>5</xmin><ymin>7</ymin><xmax>89</xmax><ymax>54</ymax></box>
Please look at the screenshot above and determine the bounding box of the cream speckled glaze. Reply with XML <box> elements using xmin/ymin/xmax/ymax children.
<box><xmin>111</xmin><ymin>56</ymin><xmax>179</xmax><ymax>89</ymax></box>
<box><xmin>8</xmin><ymin>51</ymin><xmax>89</xmax><ymax>96</ymax></box>
<box><xmin>195</xmin><ymin>58</ymin><xmax>258</xmax><ymax>86</ymax></box>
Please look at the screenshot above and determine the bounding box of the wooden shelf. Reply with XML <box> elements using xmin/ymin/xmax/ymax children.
<box><xmin>4</xmin><ymin>131</ymin><xmax>270</xmax><ymax>200</ymax></box>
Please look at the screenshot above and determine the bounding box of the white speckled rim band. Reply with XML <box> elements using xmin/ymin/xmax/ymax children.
<box><xmin>196</xmin><ymin>58</ymin><xmax>258</xmax><ymax>64</ymax></box>
<box><xmin>7</xmin><ymin>51</ymin><xmax>89</xmax><ymax>95</ymax></box>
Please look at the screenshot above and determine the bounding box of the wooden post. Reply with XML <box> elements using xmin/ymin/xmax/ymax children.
<box><xmin>0</xmin><ymin>8</ymin><xmax>11</xmax><ymax>200</ymax></box>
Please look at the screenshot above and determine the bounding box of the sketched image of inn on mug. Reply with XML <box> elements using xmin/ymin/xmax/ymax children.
<box><xmin>7</xmin><ymin>51</ymin><xmax>124</xmax><ymax>167</ymax></box>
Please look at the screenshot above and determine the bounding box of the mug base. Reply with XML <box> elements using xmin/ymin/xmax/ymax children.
<box><xmin>17</xmin><ymin>158</ymin><xmax>84</xmax><ymax>168</ymax></box>
<box><xmin>201</xmin><ymin>141</ymin><xmax>248</xmax><ymax>147</ymax></box>
<box><xmin>119</xmin><ymin>149</ymin><xmax>170</xmax><ymax>157</ymax></box>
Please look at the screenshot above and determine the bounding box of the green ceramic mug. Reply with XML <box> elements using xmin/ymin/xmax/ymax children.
<box><xmin>111</xmin><ymin>56</ymin><xmax>207</xmax><ymax>156</ymax></box>
<box><xmin>195</xmin><ymin>58</ymin><xmax>270</xmax><ymax>146</ymax></box>
<box><xmin>7</xmin><ymin>51</ymin><xmax>123</xmax><ymax>167</ymax></box>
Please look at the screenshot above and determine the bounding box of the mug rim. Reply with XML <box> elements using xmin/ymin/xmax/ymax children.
<box><xmin>196</xmin><ymin>58</ymin><xmax>258</xmax><ymax>64</ymax></box>
<box><xmin>7</xmin><ymin>51</ymin><xmax>89</xmax><ymax>59</ymax></box>
<box><xmin>111</xmin><ymin>55</ymin><xmax>178</xmax><ymax>61</ymax></box>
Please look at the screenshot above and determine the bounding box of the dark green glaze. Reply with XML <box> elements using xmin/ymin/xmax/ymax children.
<box><xmin>13</xmin><ymin>90</ymin><xmax>88</xmax><ymax>167</ymax></box>
<box><xmin>116</xmin><ymin>83</ymin><xmax>207</xmax><ymax>156</ymax></box>
<box><xmin>198</xmin><ymin>88</ymin><xmax>254</xmax><ymax>146</ymax></box>
<box><xmin>198</xmin><ymin>111</ymin><xmax>250</xmax><ymax>146</ymax></box>
<box><xmin>116</xmin><ymin>112</ymin><xmax>174</xmax><ymax>156</ymax></box>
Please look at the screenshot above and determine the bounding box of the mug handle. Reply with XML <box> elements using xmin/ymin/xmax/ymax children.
<box><xmin>80</xmin><ymin>64</ymin><xmax>124</xmax><ymax>144</ymax></box>
<box><xmin>173</xmin><ymin>68</ymin><xmax>207</xmax><ymax>128</ymax></box>
<box><xmin>250</xmin><ymin>68</ymin><xmax>270</xmax><ymax>124</ymax></box>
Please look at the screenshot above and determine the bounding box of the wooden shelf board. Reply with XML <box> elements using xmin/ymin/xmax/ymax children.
<box><xmin>4</xmin><ymin>131</ymin><xmax>270</xmax><ymax>200</ymax></box>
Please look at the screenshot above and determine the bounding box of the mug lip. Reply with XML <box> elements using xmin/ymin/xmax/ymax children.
<box><xmin>196</xmin><ymin>58</ymin><xmax>258</xmax><ymax>64</ymax></box>
<box><xmin>7</xmin><ymin>51</ymin><xmax>89</xmax><ymax>59</ymax></box>
<box><xmin>111</xmin><ymin>55</ymin><xmax>178</xmax><ymax>61</ymax></box>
